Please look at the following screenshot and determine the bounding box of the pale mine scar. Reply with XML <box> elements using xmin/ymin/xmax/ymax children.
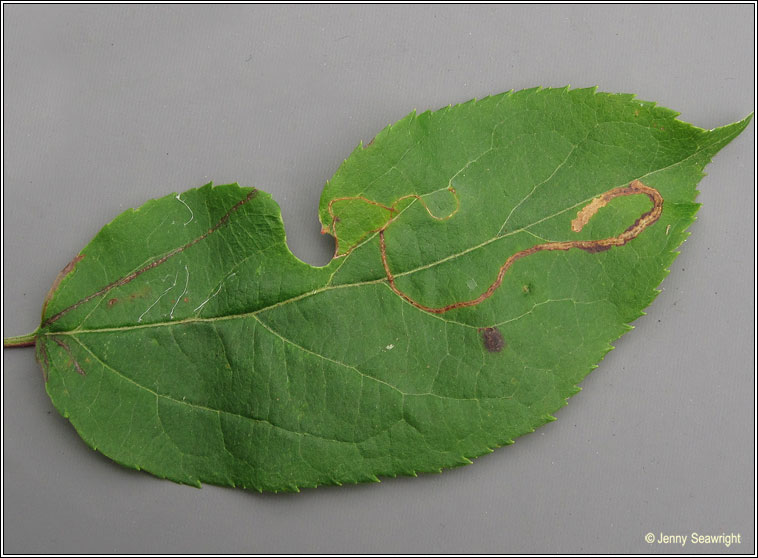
<box><xmin>325</xmin><ymin>187</ymin><xmax>460</xmax><ymax>258</ymax></box>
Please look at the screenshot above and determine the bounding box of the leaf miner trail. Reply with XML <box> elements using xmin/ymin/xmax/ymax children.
<box><xmin>41</xmin><ymin>189</ymin><xmax>258</xmax><ymax>328</ymax></box>
<box><xmin>375</xmin><ymin>180</ymin><xmax>663</xmax><ymax>314</ymax></box>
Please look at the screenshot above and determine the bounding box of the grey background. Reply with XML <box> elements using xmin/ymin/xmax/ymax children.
<box><xmin>2</xmin><ymin>4</ymin><xmax>754</xmax><ymax>554</ymax></box>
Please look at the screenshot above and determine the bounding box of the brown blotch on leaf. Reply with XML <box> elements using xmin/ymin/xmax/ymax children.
<box><xmin>107</xmin><ymin>298</ymin><xmax>119</xmax><ymax>307</ymax></box>
<box><xmin>129</xmin><ymin>285</ymin><xmax>151</xmax><ymax>301</ymax></box>
<box><xmin>479</xmin><ymin>327</ymin><xmax>505</xmax><ymax>353</ymax></box>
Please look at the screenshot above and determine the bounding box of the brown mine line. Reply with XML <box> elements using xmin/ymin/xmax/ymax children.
<box><xmin>41</xmin><ymin>254</ymin><xmax>85</xmax><ymax>318</ymax></box>
<box><xmin>326</xmin><ymin>187</ymin><xmax>459</xmax><ymax>258</ymax></box>
<box><xmin>40</xmin><ymin>345</ymin><xmax>50</xmax><ymax>382</ymax></box>
<box><xmin>41</xmin><ymin>189</ymin><xmax>258</xmax><ymax>328</ymax></box>
<box><xmin>35</xmin><ymin>342</ymin><xmax>50</xmax><ymax>382</ymax></box>
<box><xmin>380</xmin><ymin>180</ymin><xmax>662</xmax><ymax>315</ymax></box>
<box><xmin>50</xmin><ymin>336</ymin><xmax>86</xmax><ymax>376</ymax></box>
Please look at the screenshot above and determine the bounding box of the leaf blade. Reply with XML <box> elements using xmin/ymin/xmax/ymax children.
<box><xmin>34</xmin><ymin>88</ymin><xmax>751</xmax><ymax>491</ymax></box>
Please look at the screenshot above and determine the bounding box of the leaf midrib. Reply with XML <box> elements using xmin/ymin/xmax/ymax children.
<box><xmin>50</xmin><ymin>192</ymin><xmax>600</xmax><ymax>336</ymax></box>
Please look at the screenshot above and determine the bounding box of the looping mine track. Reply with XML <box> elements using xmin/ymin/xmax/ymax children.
<box><xmin>330</xmin><ymin>179</ymin><xmax>663</xmax><ymax>314</ymax></box>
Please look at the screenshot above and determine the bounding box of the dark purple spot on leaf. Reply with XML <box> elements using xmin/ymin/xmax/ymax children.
<box><xmin>479</xmin><ymin>327</ymin><xmax>505</xmax><ymax>353</ymax></box>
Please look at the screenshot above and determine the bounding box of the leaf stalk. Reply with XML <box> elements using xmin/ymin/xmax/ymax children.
<box><xmin>3</xmin><ymin>331</ymin><xmax>38</xmax><ymax>348</ymax></box>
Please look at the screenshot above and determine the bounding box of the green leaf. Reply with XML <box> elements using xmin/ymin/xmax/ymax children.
<box><xmin>9</xmin><ymin>87</ymin><xmax>750</xmax><ymax>492</ymax></box>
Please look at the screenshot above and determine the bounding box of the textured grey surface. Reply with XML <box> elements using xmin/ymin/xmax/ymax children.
<box><xmin>2</xmin><ymin>4</ymin><xmax>754</xmax><ymax>554</ymax></box>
